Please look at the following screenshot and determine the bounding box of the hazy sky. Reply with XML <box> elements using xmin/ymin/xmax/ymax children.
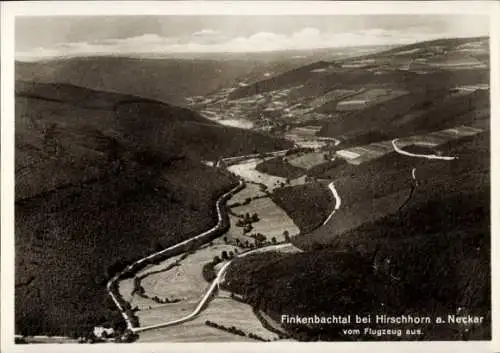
<box><xmin>16</xmin><ymin>15</ymin><xmax>489</xmax><ymax>60</ymax></box>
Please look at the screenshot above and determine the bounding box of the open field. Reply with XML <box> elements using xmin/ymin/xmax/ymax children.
<box><xmin>228</xmin><ymin>158</ymin><xmax>287</xmax><ymax>190</ymax></box>
<box><xmin>287</xmin><ymin>151</ymin><xmax>329</xmax><ymax>170</ymax></box>
<box><xmin>228</xmin><ymin>157</ymin><xmax>307</xmax><ymax>191</ymax></box>
<box><xmin>137</xmin><ymin>296</ymin><xmax>279</xmax><ymax>342</ymax></box>
<box><xmin>232</xmin><ymin>197</ymin><xmax>300</xmax><ymax>241</ymax></box>
<box><xmin>139</xmin><ymin>243</ymin><xmax>238</xmax><ymax>302</ymax></box>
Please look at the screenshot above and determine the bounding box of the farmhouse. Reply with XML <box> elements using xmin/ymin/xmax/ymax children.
<box><xmin>93</xmin><ymin>326</ymin><xmax>114</xmax><ymax>338</ymax></box>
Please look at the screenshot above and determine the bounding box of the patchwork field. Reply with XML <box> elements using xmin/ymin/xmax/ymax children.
<box><xmin>334</xmin><ymin>125</ymin><xmax>484</xmax><ymax>165</ymax></box>
<box><xmin>116</xmin><ymin>181</ymin><xmax>304</xmax><ymax>341</ymax></box>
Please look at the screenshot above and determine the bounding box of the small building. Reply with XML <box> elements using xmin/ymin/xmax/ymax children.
<box><xmin>93</xmin><ymin>326</ymin><xmax>115</xmax><ymax>339</ymax></box>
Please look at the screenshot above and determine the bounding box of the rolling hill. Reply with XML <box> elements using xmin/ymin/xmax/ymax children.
<box><xmin>215</xmin><ymin>38</ymin><xmax>490</xmax><ymax>340</ymax></box>
<box><xmin>192</xmin><ymin>36</ymin><xmax>489</xmax><ymax>143</ymax></box>
<box><xmin>15</xmin><ymin>80</ymin><xmax>291</xmax><ymax>337</ymax></box>
<box><xmin>224</xmin><ymin>132</ymin><xmax>490</xmax><ymax>340</ymax></box>
<box><xmin>14</xmin><ymin>36</ymin><xmax>491</xmax><ymax>342</ymax></box>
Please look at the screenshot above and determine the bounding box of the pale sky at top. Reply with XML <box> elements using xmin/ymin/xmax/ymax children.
<box><xmin>15</xmin><ymin>15</ymin><xmax>489</xmax><ymax>60</ymax></box>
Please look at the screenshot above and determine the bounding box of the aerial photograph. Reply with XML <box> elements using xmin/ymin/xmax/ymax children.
<box><xmin>13</xmin><ymin>12</ymin><xmax>490</xmax><ymax>343</ymax></box>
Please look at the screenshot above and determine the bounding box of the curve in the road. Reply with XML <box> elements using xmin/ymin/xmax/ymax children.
<box><xmin>134</xmin><ymin>242</ymin><xmax>296</xmax><ymax>333</ymax></box>
<box><xmin>392</xmin><ymin>138</ymin><xmax>457</xmax><ymax>160</ymax></box>
<box><xmin>397</xmin><ymin>167</ymin><xmax>419</xmax><ymax>212</ymax></box>
<box><xmin>322</xmin><ymin>181</ymin><xmax>342</xmax><ymax>226</ymax></box>
<box><xmin>133</xmin><ymin>260</ymin><xmax>232</xmax><ymax>333</ymax></box>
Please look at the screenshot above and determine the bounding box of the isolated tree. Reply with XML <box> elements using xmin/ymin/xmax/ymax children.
<box><xmin>223</xmin><ymin>236</ymin><xmax>228</xmax><ymax>243</ymax></box>
<box><xmin>221</xmin><ymin>251</ymin><xmax>229</xmax><ymax>260</ymax></box>
<box><xmin>283</xmin><ymin>230</ymin><xmax>291</xmax><ymax>242</ymax></box>
<box><xmin>255</xmin><ymin>233</ymin><xmax>266</xmax><ymax>243</ymax></box>
<box><xmin>251</xmin><ymin>213</ymin><xmax>260</xmax><ymax>222</ymax></box>
<box><xmin>229</xmin><ymin>251</ymin><xmax>234</xmax><ymax>258</ymax></box>
<box><xmin>213</xmin><ymin>256</ymin><xmax>221</xmax><ymax>264</ymax></box>
<box><xmin>271</xmin><ymin>237</ymin><xmax>277</xmax><ymax>245</ymax></box>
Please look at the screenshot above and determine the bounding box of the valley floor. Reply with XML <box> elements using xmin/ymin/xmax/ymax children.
<box><xmin>117</xmin><ymin>157</ymin><xmax>303</xmax><ymax>341</ymax></box>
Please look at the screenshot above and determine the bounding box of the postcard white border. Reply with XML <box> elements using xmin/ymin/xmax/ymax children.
<box><xmin>1</xmin><ymin>1</ymin><xmax>499</xmax><ymax>353</ymax></box>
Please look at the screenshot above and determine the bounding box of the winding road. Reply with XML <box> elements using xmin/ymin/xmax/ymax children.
<box><xmin>134</xmin><ymin>242</ymin><xmax>297</xmax><ymax>333</ymax></box>
<box><xmin>133</xmin><ymin>260</ymin><xmax>233</xmax><ymax>333</ymax></box>
<box><xmin>107</xmin><ymin>180</ymin><xmax>244</xmax><ymax>332</ymax></box>
<box><xmin>110</xmin><ymin>147</ymin><xmax>345</xmax><ymax>337</ymax></box>
<box><xmin>322</xmin><ymin>182</ymin><xmax>342</xmax><ymax>226</ymax></box>
<box><xmin>391</xmin><ymin>138</ymin><xmax>457</xmax><ymax>160</ymax></box>
<box><xmin>136</xmin><ymin>133</ymin><xmax>463</xmax><ymax>335</ymax></box>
